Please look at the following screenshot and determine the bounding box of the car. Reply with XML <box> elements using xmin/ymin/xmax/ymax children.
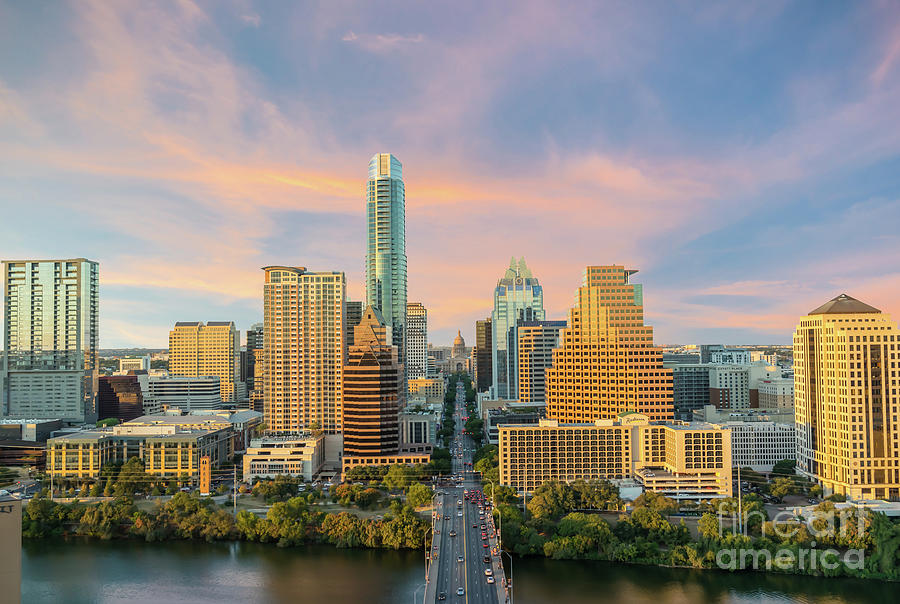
<box><xmin>449</xmin><ymin>530</ymin><xmax>457</xmax><ymax>537</ymax></box>
<box><xmin>457</xmin><ymin>511</ymin><xmax>463</xmax><ymax>517</ymax></box>
<box><xmin>472</xmin><ymin>523</ymin><xmax>477</xmax><ymax>528</ymax></box>
<box><xmin>487</xmin><ymin>576</ymin><xmax>495</xmax><ymax>584</ymax></box>
<box><xmin>457</xmin><ymin>587</ymin><xmax>465</xmax><ymax>596</ymax></box>
<box><xmin>457</xmin><ymin>556</ymin><xmax>464</xmax><ymax>563</ymax></box>
<box><xmin>438</xmin><ymin>593</ymin><xmax>446</xmax><ymax>600</ymax></box>
<box><xmin>483</xmin><ymin>542</ymin><xmax>489</xmax><ymax>548</ymax></box>
<box><xmin>482</xmin><ymin>534</ymin><xmax>487</xmax><ymax>540</ymax></box>
<box><xmin>485</xmin><ymin>569</ymin><xmax>493</xmax><ymax>576</ymax></box>
<box><xmin>483</xmin><ymin>555</ymin><xmax>490</xmax><ymax>563</ymax></box>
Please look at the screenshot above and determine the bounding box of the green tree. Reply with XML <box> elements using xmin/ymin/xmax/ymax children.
<box><xmin>698</xmin><ymin>512</ymin><xmax>721</xmax><ymax>540</ymax></box>
<box><xmin>383</xmin><ymin>464</ymin><xmax>416</xmax><ymax>490</ymax></box>
<box><xmin>771</xmin><ymin>459</ymin><xmax>797</xmax><ymax>476</ymax></box>
<box><xmin>769</xmin><ymin>477</ymin><xmax>796</xmax><ymax>500</ymax></box>
<box><xmin>527</xmin><ymin>481</ymin><xmax>576</xmax><ymax>521</ymax></box>
<box><xmin>406</xmin><ymin>482</ymin><xmax>433</xmax><ymax>508</ymax></box>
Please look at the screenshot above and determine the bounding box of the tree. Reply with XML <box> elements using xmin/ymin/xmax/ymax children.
<box><xmin>528</xmin><ymin>481</ymin><xmax>576</xmax><ymax>521</ymax></box>
<box><xmin>406</xmin><ymin>483</ymin><xmax>433</xmax><ymax>508</ymax></box>
<box><xmin>632</xmin><ymin>492</ymin><xmax>677</xmax><ymax>515</ymax></box>
<box><xmin>771</xmin><ymin>459</ymin><xmax>797</xmax><ymax>476</ymax></box>
<box><xmin>698</xmin><ymin>512</ymin><xmax>721</xmax><ymax>540</ymax></box>
<box><xmin>383</xmin><ymin>464</ymin><xmax>416</xmax><ymax>490</ymax></box>
<box><xmin>769</xmin><ymin>477</ymin><xmax>796</xmax><ymax>500</ymax></box>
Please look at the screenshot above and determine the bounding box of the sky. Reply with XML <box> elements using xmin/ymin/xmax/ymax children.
<box><xmin>1</xmin><ymin>1</ymin><xmax>899</xmax><ymax>348</ymax></box>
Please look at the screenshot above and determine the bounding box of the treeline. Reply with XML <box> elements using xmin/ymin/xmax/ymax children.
<box><xmin>22</xmin><ymin>493</ymin><xmax>430</xmax><ymax>550</ymax></box>
<box><xmin>492</xmin><ymin>480</ymin><xmax>900</xmax><ymax>581</ymax></box>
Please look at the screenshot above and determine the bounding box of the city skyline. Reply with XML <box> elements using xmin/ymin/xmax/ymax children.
<box><xmin>2</xmin><ymin>2</ymin><xmax>900</xmax><ymax>348</ymax></box>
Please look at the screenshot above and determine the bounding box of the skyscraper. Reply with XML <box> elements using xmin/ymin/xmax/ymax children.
<box><xmin>2</xmin><ymin>258</ymin><xmax>99</xmax><ymax>423</ymax></box>
<box><xmin>365</xmin><ymin>153</ymin><xmax>407</xmax><ymax>382</ymax></box>
<box><xmin>517</xmin><ymin>320</ymin><xmax>566</xmax><ymax>404</ymax></box>
<box><xmin>793</xmin><ymin>294</ymin><xmax>900</xmax><ymax>501</ymax></box>
<box><xmin>244</xmin><ymin>322</ymin><xmax>263</xmax><ymax>398</ymax></box>
<box><xmin>475</xmin><ymin>317</ymin><xmax>493</xmax><ymax>392</ymax></box>
<box><xmin>545</xmin><ymin>265</ymin><xmax>673</xmax><ymax>422</ymax></box>
<box><xmin>262</xmin><ymin>266</ymin><xmax>346</xmax><ymax>434</ymax></box>
<box><xmin>342</xmin><ymin>306</ymin><xmax>401</xmax><ymax>456</ymax></box>
<box><xmin>491</xmin><ymin>258</ymin><xmax>544</xmax><ymax>399</ymax></box>
<box><xmin>169</xmin><ymin>321</ymin><xmax>242</xmax><ymax>403</ymax></box>
<box><xmin>406</xmin><ymin>302</ymin><xmax>427</xmax><ymax>380</ymax></box>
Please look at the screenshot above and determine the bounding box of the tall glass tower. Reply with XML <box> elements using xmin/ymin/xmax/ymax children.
<box><xmin>491</xmin><ymin>257</ymin><xmax>545</xmax><ymax>399</ymax></box>
<box><xmin>366</xmin><ymin>153</ymin><xmax>408</xmax><ymax>380</ymax></box>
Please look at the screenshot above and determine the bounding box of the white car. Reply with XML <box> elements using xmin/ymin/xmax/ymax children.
<box><xmin>484</xmin><ymin>569</ymin><xmax>493</xmax><ymax>576</ymax></box>
<box><xmin>457</xmin><ymin>556</ymin><xmax>464</xmax><ymax>563</ymax></box>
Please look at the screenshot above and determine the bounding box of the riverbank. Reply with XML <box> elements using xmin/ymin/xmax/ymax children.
<box><xmin>23</xmin><ymin>539</ymin><xmax>900</xmax><ymax>604</ymax></box>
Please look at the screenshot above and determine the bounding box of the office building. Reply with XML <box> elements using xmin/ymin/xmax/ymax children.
<box><xmin>243</xmin><ymin>432</ymin><xmax>325</xmax><ymax>481</ymax></box>
<box><xmin>499</xmin><ymin>413</ymin><xmax>731</xmax><ymax>498</ymax></box>
<box><xmin>794</xmin><ymin>294</ymin><xmax>900</xmax><ymax>501</ymax></box>
<box><xmin>169</xmin><ymin>321</ymin><xmax>242</xmax><ymax>403</ymax></box>
<box><xmin>671</xmin><ymin>364</ymin><xmax>711</xmax><ymax>420</ymax></box>
<box><xmin>262</xmin><ymin>266</ymin><xmax>346</xmax><ymax>434</ymax></box>
<box><xmin>123</xmin><ymin>409</ymin><xmax>262</xmax><ymax>451</ymax></box>
<box><xmin>407</xmin><ymin>302</ymin><xmax>427</xmax><ymax>380</ymax></box>
<box><xmin>693</xmin><ymin>404</ymin><xmax>794</xmax><ymax>425</ymax></box>
<box><xmin>341</xmin><ymin>306</ymin><xmax>401</xmax><ymax>456</ymax></box>
<box><xmin>407</xmin><ymin>377</ymin><xmax>445</xmax><ymax>403</ymax></box>
<box><xmin>144</xmin><ymin>375</ymin><xmax>222</xmax><ymax>412</ymax></box>
<box><xmin>517</xmin><ymin>320</ymin><xmax>566</xmax><ymax>405</ymax></box>
<box><xmin>365</xmin><ymin>153</ymin><xmax>407</xmax><ymax>381</ymax></box>
<box><xmin>47</xmin><ymin>422</ymin><xmax>233</xmax><ymax>480</ymax></box>
<box><xmin>492</xmin><ymin>258</ymin><xmax>545</xmax><ymax>399</ymax></box>
<box><xmin>475</xmin><ymin>318</ymin><xmax>493</xmax><ymax>392</ymax></box>
<box><xmin>399</xmin><ymin>409</ymin><xmax>439</xmax><ymax>451</ymax></box>
<box><xmin>758</xmin><ymin>376</ymin><xmax>794</xmax><ymax>409</ymax></box>
<box><xmin>2</xmin><ymin>258</ymin><xmax>99</xmax><ymax>423</ymax></box>
<box><xmin>545</xmin><ymin>265</ymin><xmax>673</xmax><ymax>422</ymax></box>
<box><xmin>715</xmin><ymin>421</ymin><xmax>796</xmax><ymax>471</ymax></box>
<box><xmin>119</xmin><ymin>356</ymin><xmax>150</xmax><ymax>372</ymax></box>
<box><xmin>344</xmin><ymin>300</ymin><xmax>364</xmax><ymax>365</ymax></box>
<box><xmin>243</xmin><ymin>323</ymin><xmax>263</xmax><ymax>391</ymax></box>
<box><xmin>98</xmin><ymin>373</ymin><xmax>150</xmax><ymax>422</ymax></box>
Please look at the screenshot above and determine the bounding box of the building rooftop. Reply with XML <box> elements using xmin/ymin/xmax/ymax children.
<box><xmin>808</xmin><ymin>293</ymin><xmax>881</xmax><ymax>315</ymax></box>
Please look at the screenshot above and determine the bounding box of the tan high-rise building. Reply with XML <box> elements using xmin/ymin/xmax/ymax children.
<box><xmin>794</xmin><ymin>294</ymin><xmax>900</xmax><ymax>501</ymax></box>
<box><xmin>517</xmin><ymin>320</ymin><xmax>566</xmax><ymax>404</ymax></box>
<box><xmin>545</xmin><ymin>266</ymin><xmax>673</xmax><ymax>422</ymax></box>
<box><xmin>169</xmin><ymin>321</ymin><xmax>241</xmax><ymax>403</ymax></box>
<box><xmin>342</xmin><ymin>306</ymin><xmax>401</xmax><ymax>456</ymax></box>
<box><xmin>262</xmin><ymin>266</ymin><xmax>346</xmax><ymax>434</ymax></box>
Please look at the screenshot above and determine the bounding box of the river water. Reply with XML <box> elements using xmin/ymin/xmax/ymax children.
<box><xmin>22</xmin><ymin>540</ymin><xmax>895</xmax><ymax>604</ymax></box>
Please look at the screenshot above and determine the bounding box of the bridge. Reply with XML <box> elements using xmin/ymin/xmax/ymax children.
<box><xmin>421</xmin><ymin>381</ymin><xmax>510</xmax><ymax>603</ymax></box>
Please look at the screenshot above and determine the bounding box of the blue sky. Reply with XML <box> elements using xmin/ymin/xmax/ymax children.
<box><xmin>1</xmin><ymin>1</ymin><xmax>899</xmax><ymax>347</ymax></box>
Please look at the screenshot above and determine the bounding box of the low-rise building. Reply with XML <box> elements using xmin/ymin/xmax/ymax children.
<box><xmin>243</xmin><ymin>433</ymin><xmax>325</xmax><ymax>482</ymax></box>
<box><xmin>714</xmin><ymin>420</ymin><xmax>795</xmax><ymax>471</ymax></box>
<box><xmin>407</xmin><ymin>377</ymin><xmax>445</xmax><ymax>403</ymax></box>
<box><xmin>46</xmin><ymin>423</ymin><xmax>233</xmax><ymax>480</ymax></box>
<box><xmin>341</xmin><ymin>452</ymin><xmax>430</xmax><ymax>479</ymax></box>
<box><xmin>118</xmin><ymin>355</ymin><xmax>150</xmax><ymax>372</ymax></box>
<box><xmin>499</xmin><ymin>413</ymin><xmax>732</xmax><ymax>499</ymax></box>
<box><xmin>399</xmin><ymin>409</ymin><xmax>439</xmax><ymax>452</ymax></box>
<box><xmin>0</xmin><ymin>418</ymin><xmax>63</xmax><ymax>442</ymax></box>
<box><xmin>144</xmin><ymin>375</ymin><xmax>223</xmax><ymax>412</ymax></box>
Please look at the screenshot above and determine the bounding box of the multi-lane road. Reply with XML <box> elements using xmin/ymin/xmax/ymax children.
<box><xmin>424</xmin><ymin>381</ymin><xmax>508</xmax><ymax>603</ymax></box>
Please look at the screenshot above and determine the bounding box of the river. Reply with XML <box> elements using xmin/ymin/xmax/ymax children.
<box><xmin>22</xmin><ymin>540</ymin><xmax>896</xmax><ymax>604</ymax></box>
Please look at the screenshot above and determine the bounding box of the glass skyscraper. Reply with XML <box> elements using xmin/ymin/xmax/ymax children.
<box><xmin>365</xmin><ymin>153</ymin><xmax>407</xmax><ymax>380</ymax></box>
<box><xmin>491</xmin><ymin>257</ymin><xmax>545</xmax><ymax>399</ymax></box>
<box><xmin>2</xmin><ymin>258</ymin><xmax>99</xmax><ymax>422</ymax></box>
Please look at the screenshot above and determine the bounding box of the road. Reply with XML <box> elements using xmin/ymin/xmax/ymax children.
<box><xmin>424</xmin><ymin>380</ymin><xmax>507</xmax><ymax>603</ymax></box>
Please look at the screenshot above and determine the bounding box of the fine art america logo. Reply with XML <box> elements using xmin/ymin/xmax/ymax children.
<box><xmin>713</xmin><ymin>503</ymin><xmax>866</xmax><ymax>571</ymax></box>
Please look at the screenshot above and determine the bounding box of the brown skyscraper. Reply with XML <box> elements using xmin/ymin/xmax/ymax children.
<box><xmin>342</xmin><ymin>306</ymin><xmax>402</xmax><ymax>456</ymax></box>
<box><xmin>475</xmin><ymin>317</ymin><xmax>493</xmax><ymax>392</ymax></box>
<box><xmin>545</xmin><ymin>265</ymin><xmax>673</xmax><ymax>422</ymax></box>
